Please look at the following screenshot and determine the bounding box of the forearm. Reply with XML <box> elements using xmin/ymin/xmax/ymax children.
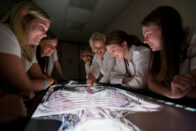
<box><xmin>30</xmin><ymin>79</ymin><xmax>45</xmax><ymax>91</ymax></box>
<box><xmin>110</xmin><ymin>75</ymin><xmax>124</xmax><ymax>84</ymax></box>
<box><xmin>55</xmin><ymin>61</ymin><xmax>66</xmax><ymax>80</ymax></box>
<box><xmin>30</xmin><ymin>78</ymin><xmax>53</xmax><ymax>92</ymax></box>
<box><xmin>57</xmin><ymin>67</ymin><xmax>65</xmax><ymax>79</ymax></box>
<box><xmin>186</xmin><ymin>87</ymin><xmax>196</xmax><ymax>98</ymax></box>
<box><xmin>186</xmin><ymin>69</ymin><xmax>196</xmax><ymax>98</ymax></box>
<box><xmin>148</xmin><ymin>75</ymin><xmax>172</xmax><ymax>98</ymax></box>
<box><xmin>27</xmin><ymin>63</ymin><xmax>44</xmax><ymax>79</ymax></box>
<box><xmin>124</xmin><ymin>76</ymin><xmax>146</xmax><ymax>89</ymax></box>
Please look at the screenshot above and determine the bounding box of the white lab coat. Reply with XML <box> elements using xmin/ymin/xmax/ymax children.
<box><xmin>85</xmin><ymin>63</ymin><xmax>91</xmax><ymax>77</ymax></box>
<box><xmin>110</xmin><ymin>45</ymin><xmax>150</xmax><ymax>89</ymax></box>
<box><xmin>180</xmin><ymin>27</ymin><xmax>196</xmax><ymax>74</ymax></box>
<box><xmin>89</xmin><ymin>51</ymin><xmax>115</xmax><ymax>83</ymax></box>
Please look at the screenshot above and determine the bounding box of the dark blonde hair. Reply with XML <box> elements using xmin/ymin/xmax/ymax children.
<box><xmin>141</xmin><ymin>6</ymin><xmax>185</xmax><ymax>82</ymax></box>
<box><xmin>1</xmin><ymin>1</ymin><xmax>51</xmax><ymax>61</ymax></box>
<box><xmin>80</xmin><ymin>47</ymin><xmax>93</xmax><ymax>60</ymax></box>
<box><xmin>106</xmin><ymin>30</ymin><xmax>144</xmax><ymax>48</ymax></box>
<box><xmin>40</xmin><ymin>31</ymin><xmax>57</xmax><ymax>46</ymax></box>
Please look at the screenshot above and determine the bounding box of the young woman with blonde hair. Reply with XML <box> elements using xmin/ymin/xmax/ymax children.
<box><xmin>0</xmin><ymin>1</ymin><xmax>53</xmax><ymax>93</ymax></box>
<box><xmin>87</xmin><ymin>32</ymin><xmax>115</xmax><ymax>86</ymax></box>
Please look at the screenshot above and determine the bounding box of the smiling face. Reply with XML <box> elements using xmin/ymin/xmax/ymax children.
<box><xmin>28</xmin><ymin>18</ymin><xmax>50</xmax><ymax>45</ymax></box>
<box><xmin>106</xmin><ymin>44</ymin><xmax>125</xmax><ymax>60</ymax></box>
<box><xmin>92</xmin><ymin>40</ymin><xmax>106</xmax><ymax>59</ymax></box>
<box><xmin>41</xmin><ymin>39</ymin><xmax>57</xmax><ymax>57</ymax></box>
<box><xmin>142</xmin><ymin>25</ymin><xmax>163</xmax><ymax>51</ymax></box>
<box><xmin>82</xmin><ymin>51</ymin><xmax>92</xmax><ymax>64</ymax></box>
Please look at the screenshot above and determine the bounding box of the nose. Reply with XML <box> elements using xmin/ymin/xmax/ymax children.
<box><xmin>97</xmin><ymin>49</ymin><xmax>101</xmax><ymax>54</ymax></box>
<box><xmin>41</xmin><ymin>32</ymin><xmax>47</xmax><ymax>39</ymax></box>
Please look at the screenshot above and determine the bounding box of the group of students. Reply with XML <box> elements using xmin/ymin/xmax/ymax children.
<box><xmin>0</xmin><ymin>1</ymin><xmax>195</xmax><ymax>124</ymax></box>
<box><xmin>0</xmin><ymin>1</ymin><xmax>66</xmax><ymax>123</ymax></box>
<box><xmin>81</xmin><ymin>6</ymin><xmax>196</xmax><ymax>100</ymax></box>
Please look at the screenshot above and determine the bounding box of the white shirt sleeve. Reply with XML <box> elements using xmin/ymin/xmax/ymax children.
<box><xmin>47</xmin><ymin>50</ymin><xmax>58</xmax><ymax>76</ymax></box>
<box><xmin>110</xmin><ymin>59</ymin><xmax>126</xmax><ymax>84</ymax></box>
<box><xmin>123</xmin><ymin>46</ymin><xmax>150</xmax><ymax>89</ymax></box>
<box><xmin>99</xmin><ymin>51</ymin><xmax>116</xmax><ymax>83</ymax></box>
<box><xmin>0</xmin><ymin>23</ymin><xmax>21</xmax><ymax>57</ymax></box>
<box><xmin>180</xmin><ymin>27</ymin><xmax>196</xmax><ymax>74</ymax></box>
<box><xmin>85</xmin><ymin>63</ymin><xmax>90</xmax><ymax>77</ymax></box>
<box><xmin>53</xmin><ymin>49</ymin><xmax>58</xmax><ymax>61</ymax></box>
<box><xmin>89</xmin><ymin>55</ymin><xmax>100</xmax><ymax>78</ymax></box>
<box><xmin>187</xmin><ymin>29</ymin><xmax>196</xmax><ymax>71</ymax></box>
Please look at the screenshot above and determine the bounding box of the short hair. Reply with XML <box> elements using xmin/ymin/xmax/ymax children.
<box><xmin>40</xmin><ymin>31</ymin><xmax>57</xmax><ymax>46</ymax></box>
<box><xmin>1</xmin><ymin>1</ymin><xmax>51</xmax><ymax>61</ymax></box>
<box><xmin>89</xmin><ymin>32</ymin><xmax>106</xmax><ymax>52</ymax></box>
<box><xmin>80</xmin><ymin>47</ymin><xmax>93</xmax><ymax>60</ymax></box>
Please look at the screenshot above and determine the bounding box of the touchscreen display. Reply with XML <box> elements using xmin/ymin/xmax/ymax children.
<box><xmin>29</xmin><ymin>81</ymin><xmax>161</xmax><ymax>131</ymax></box>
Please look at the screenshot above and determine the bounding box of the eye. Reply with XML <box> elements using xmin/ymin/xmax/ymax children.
<box><xmin>48</xmin><ymin>42</ymin><xmax>52</xmax><ymax>45</ymax></box>
<box><xmin>40</xmin><ymin>26</ymin><xmax>45</xmax><ymax>32</ymax></box>
<box><xmin>144</xmin><ymin>33</ymin><xmax>149</xmax><ymax>40</ymax></box>
<box><xmin>110</xmin><ymin>49</ymin><xmax>115</xmax><ymax>53</ymax></box>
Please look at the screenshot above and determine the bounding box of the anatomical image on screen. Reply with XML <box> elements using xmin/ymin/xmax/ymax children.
<box><xmin>32</xmin><ymin>83</ymin><xmax>161</xmax><ymax>131</ymax></box>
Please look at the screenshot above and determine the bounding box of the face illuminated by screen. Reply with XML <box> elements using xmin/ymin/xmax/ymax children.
<box><xmin>41</xmin><ymin>39</ymin><xmax>57</xmax><ymax>57</ymax></box>
<box><xmin>28</xmin><ymin>18</ymin><xmax>50</xmax><ymax>45</ymax></box>
<box><xmin>82</xmin><ymin>51</ymin><xmax>92</xmax><ymax>65</ymax></box>
<box><xmin>92</xmin><ymin>40</ymin><xmax>106</xmax><ymax>59</ymax></box>
<box><xmin>106</xmin><ymin>44</ymin><xmax>125</xmax><ymax>60</ymax></box>
<box><xmin>142</xmin><ymin>25</ymin><xmax>163</xmax><ymax>51</ymax></box>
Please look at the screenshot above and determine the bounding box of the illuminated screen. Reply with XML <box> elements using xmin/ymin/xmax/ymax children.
<box><xmin>31</xmin><ymin>81</ymin><xmax>161</xmax><ymax>131</ymax></box>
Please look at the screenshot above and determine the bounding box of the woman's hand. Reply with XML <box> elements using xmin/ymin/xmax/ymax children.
<box><xmin>122</xmin><ymin>76</ymin><xmax>133</xmax><ymax>84</ymax></box>
<box><xmin>171</xmin><ymin>74</ymin><xmax>195</xmax><ymax>98</ymax></box>
<box><xmin>87</xmin><ymin>73</ymin><xmax>96</xmax><ymax>86</ymax></box>
<box><xmin>46</xmin><ymin>77</ymin><xmax>54</xmax><ymax>87</ymax></box>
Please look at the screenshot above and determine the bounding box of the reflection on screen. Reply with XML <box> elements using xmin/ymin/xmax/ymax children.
<box><xmin>32</xmin><ymin>83</ymin><xmax>161</xmax><ymax>131</ymax></box>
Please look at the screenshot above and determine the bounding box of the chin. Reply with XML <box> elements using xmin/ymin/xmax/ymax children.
<box><xmin>30</xmin><ymin>42</ymin><xmax>38</xmax><ymax>46</ymax></box>
<box><xmin>116</xmin><ymin>57</ymin><xmax>122</xmax><ymax>61</ymax></box>
<box><xmin>97</xmin><ymin>54</ymin><xmax>103</xmax><ymax>58</ymax></box>
<box><xmin>47</xmin><ymin>54</ymin><xmax>52</xmax><ymax>56</ymax></box>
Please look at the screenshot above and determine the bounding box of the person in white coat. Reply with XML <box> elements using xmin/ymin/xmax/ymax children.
<box><xmin>80</xmin><ymin>47</ymin><xmax>93</xmax><ymax>77</ymax></box>
<box><xmin>106</xmin><ymin>30</ymin><xmax>150</xmax><ymax>89</ymax></box>
<box><xmin>87</xmin><ymin>32</ymin><xmax>115</xmax><ymax>86</ymax></box>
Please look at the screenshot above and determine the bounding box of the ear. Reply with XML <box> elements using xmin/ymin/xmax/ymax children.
<box><xmin>21</xmin><ymin>11</ymin><xmax>28</xmax><ymax>23</ymax></box>
<box><xmin>122</xmin><ymin>41</ymin><xmax>128</xmax><ymax>48</ymax></box>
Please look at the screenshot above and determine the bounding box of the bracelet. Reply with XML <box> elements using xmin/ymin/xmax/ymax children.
<box><xmin>44</xmin><ymin>80</ymin><xmax>47</xmax><ymax>90</ymax></box>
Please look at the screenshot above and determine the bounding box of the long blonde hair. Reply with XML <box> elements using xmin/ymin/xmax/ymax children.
<box><xmin>1</xmin><ymin>1</ymin><xmax>51</xmax><ymax>61</ymax></box>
